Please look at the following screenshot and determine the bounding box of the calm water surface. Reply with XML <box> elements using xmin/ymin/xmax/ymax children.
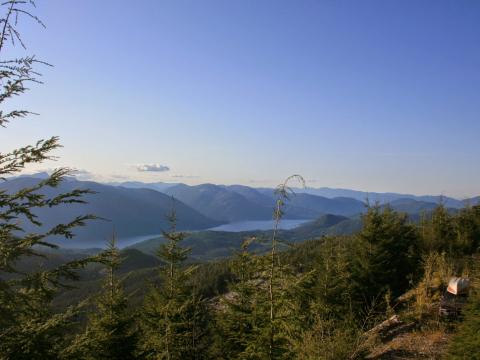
<box><xmin>208</xmin><ymin>219</ymin><xmax>310</xmax><ymax>232</ymax></box>
<box><xmin>119</xmin><ymin>219</ymin><xmax>311</xmax><ymax>248</ymax></box>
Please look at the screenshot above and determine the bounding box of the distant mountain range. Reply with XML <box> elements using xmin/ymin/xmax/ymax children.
<box><xmin>291</xmin><ymin>187</ymin><xmax>465</xmax><ymax>208</ymax></box>
<box><xmin>151</xmin><ymin>182</ymin><xmax>468</xmax><ymax>221</ymax></box>
<box><xmin>3</xmin><ymin>174</ymin><xmax>478</xmax><ymax>248</ymax></box>
<box><xmin>164</xmin><ymin>183</ymin><xmax>277</xmax><ymax>222</ymax></box>
<box><xmin>465</xmin><ymin>196</ymin><xmax>480</xmax><ymax>206</ymax></box>
<box><xmin>107</xmin><ymin>181</ymin><xmax>178</xmax><ymax>193</ymax></box>
<box><xmin>162</xmin><ymin>183</ymin><xmax>366</xmax><ymax>222</ymax></box>
<box><xmin>113</xmin><ymin>180</ymin><xmax>476</xmax><ymax>208</ymax></box>
<box><xmin>0</xmin><ymin>177</ymin><xmax>219</xmax><ymax>247</ymax></box>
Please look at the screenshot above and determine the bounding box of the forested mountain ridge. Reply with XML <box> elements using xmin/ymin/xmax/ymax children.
<box><xmin>0</xmin><ymin>177</ymin><xmax>220</xmax><ymax>247</ymax></box>
<box><xmin>114</xmin><ymin>180</ymin><xmax>466</xmax><ymax>208</ymax></box>
<box><xmin>164</xmin><ymin>183</ymin><xmax>280</xmax><ymax>222</ymax></box>
<box><xmin>291</xmin><ymin>186</ymin><xmax>465</xmax><ymax>208</ymax></box>
<box><xmin>2</xmin><ymin>175</ymin><xmax>469</xmax><ymax>249</ymax></box>
<box><xmin>108</xmin><ymin>180</ymin><xmax>179</xmax><ymax>193</ymax></box>
<box><xmin>162</xmin><ymin>182</ymin><xmax>459</xmax><ymax>221</ymax></box>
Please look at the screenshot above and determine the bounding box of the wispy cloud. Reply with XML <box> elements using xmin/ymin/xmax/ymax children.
<box><xmin>135</xmin><ymin>163</ymin><xmax>170</xmax><ymax>172</ymax></box>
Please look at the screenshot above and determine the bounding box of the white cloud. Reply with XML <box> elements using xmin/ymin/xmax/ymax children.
<box><xmin>135</xmin><ymin>163</ymin><xmax>170</xmax><ymax>172</ymax></box>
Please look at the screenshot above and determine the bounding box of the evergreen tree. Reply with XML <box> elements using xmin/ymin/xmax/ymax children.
<box><xmin>265</xmin><ymin>175</ymin><xmax>305</xmax><ymax>359</ymax></box>
<box><xmin>454</xmin><ymin>205</ymin><xmax>480</xmax><ymax>255</ymax></box>
<box><xmin>311</xmin><ymin>236</ymin><xmax>354</xmax><ymax>320</ymax></box>
<box><xmin>215</xmin><ymin>237</ymin><xmax>260</xmax><ymax>359</ymax></box>
<box><xmin>350</xmin><ymin>205</ymin><xmax>419</xmax><ymax>314</ymax></box>
<box><xmin>66</xmin><ymin>236</ymin><xmax>138</xmax><ymax>360</ymax></box>
<box><xmin>223</xmin><ymin>176</ymin><xmax>314</xmax><ymax>360</ymax></box>
<box><xmin>296</xmin><ymin>237</ymin><xmax>365</xmax><ymax>360</ymax></box>
<box><xmin>244</xmin><ymin>250</ymin><xmax>313</xmax><ymax>360</ymax></box>
<box><xmin>420</xmin><ymin>204</ymin><xmax>456</xmax><ymax>254</ymax></box>
<box><xmin>140</xmin><ymin>208</ymin><xmax>209</xmax><ymax>359</ymax></box>
<box><xmin>0</xmin><ymin>2</ymin><xmax>95</xmax><ymax>358</ymax></box>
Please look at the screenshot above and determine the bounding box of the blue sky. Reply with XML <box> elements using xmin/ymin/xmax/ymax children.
<box><xmin>2</xmin><ymin>0</ymin><xmax>480</xmax><ymax>197</ymax></box>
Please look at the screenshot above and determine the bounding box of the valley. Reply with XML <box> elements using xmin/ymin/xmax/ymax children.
<box><xmin>3</xmin><ymin>174</ymin><xmax>473</xmax><ymax>251</ymax></box>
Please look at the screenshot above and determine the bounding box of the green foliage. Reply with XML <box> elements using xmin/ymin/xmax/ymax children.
<box><xmin>311</xmin><ymin>236</ymin><xmax>354</xmax><ymax>320</ymax></box>
<box><xmin>140</xmin><ymin>209</ymin><xmax>210</xmax><ymax>359</ymax></box>
<box><xmin>217</xmin><ymin>250</ymin><xmax>313</xmax><ymax>360</ymax></box>
<box><xmin>420</xmin><ymin>205</ymin><xmax>457</xmax><ymax>254</ymax></box>
<box><xmin>66</xmin><ymin>237</ymin><xmax>138</xmax><ymax>360</ymax></box>
<box><xmin>419</xmin><ymin>204</ymin><xmax>480</xmax><ymax>256</ymax></box>
<box><xmin>214</xmin><ymin>177</ymin><xmax>316</xmax><ymax>360</ymax></box>
<box><xmin>289</xmin><ymin>237</ymin><xmax>364</xmax><ymax>360</ymax></box>
<box><xmin>454</xmin><ymin>205</ymin><xmax>480</xmax><ymax>255</ymax></box>
<box><xmin>0</xmin><ymin>2</ymin><xmax>96</xmax><ymax>358</ymax></box>
<box><xmin>190</xmin><ymin>260</ymin><xmax>233</xmax><ymax>299</ymax></box>
<box><xmin>296</xmin><ymin>317</ymin><xmax>365</xmax><ymax>360</ymax></box>
<box><xmin>3</xmin><ymin>193</ymin><xmax>480</xmax><ymax>358</ymax></box>
<box><xmin>0</xmin><ymin>303</ymin><xmax>82</xmax><ymax>360</ymax></box>
<box><xmin>350</xmin><ymin>205</ymin><xmax>420</xmax><ymax>313</ymax></box>
<box><xmin>444</xmin><ymin>286</ymin><xmax>480</xmax><ymax>359</ymax></box>
<box><xmin>257</xmin><ymin>175</ymin><xmax>313</xmax><ymax>359</ymax></box>
<box><xmin>214</xmin><ymin>238</ymin><xmax>262</xmax><ymax>359</ymax></box>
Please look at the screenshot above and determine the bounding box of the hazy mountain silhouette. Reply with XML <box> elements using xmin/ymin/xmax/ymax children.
<box><xmin>164</xmin><ymin>183</ymin><xmax>368</xmax><ymax>222</ymax></box>
<box><xmin>164</xmin><ymin>183</ymin><xmax>276</xmax><ymax>222</ymax></box>
<box><xmin>108</xmin><ymin>181</ymin><xmax>179</xmax><ymax>193</ymax></box>
<box><xmin>4</xmin><ymin>175</ymin><xmax>472</xmax><ymax>249</ymax></box>
<box><xmin>463</xmin><ymin>196</ymin><xmax>480</xmax><ymax>206</ymax></box>
<box><xmin>1</xmin><ymin>177</ymin><xmax>220</xmax><ymax>247</ymax></box>
<box><xmin>292</xmin><ymin>187</ymin><xmax>464</xmax><ymax>208</ymax></box>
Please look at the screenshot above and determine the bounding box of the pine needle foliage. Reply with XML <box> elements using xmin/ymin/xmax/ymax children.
<box><xmin>311</xmin><ymin>236</ymin><xmax>354</xmax><ymax>320</ymax></box>
<box><xmin>420</xmin><ymin>205</ymin><xmax>457</xmax><ymax>255</ymax></box>
<box><xmin>141</xmin><ymin>207</ymin><xmax>209</xmax><ymax>360</ymax></box>
<box><xmin>350</xmin><ymin>204</ymin><xmax>420</xmax><ymax>315</ymax></box>
<box><xmin>216</xmin><ymin>176</ymin><xmax>315</xmax><ymax>360</ymax></box>
<box><xmin>66</xmin><ymin>236</ymin><xmax>138</xmax><ymax>360</ymax></box>
<box><xmin>420</xmin><ymin>205</ymin><xmax>480</xmax><ymax>256</ymax></box>
<box><xmin>0</xmin><ymin>2</ymin><xmax>96</xmax><ymax>358</ymax></box>
<box><xmin>215</xmin><ymin>237</ymin><xmax>261</xmax><ymax>359</ymax></box>
<box><xmin>455</xmin><ymin>205</ymin><xmax>480</xmax><ymax>255</ymax></box>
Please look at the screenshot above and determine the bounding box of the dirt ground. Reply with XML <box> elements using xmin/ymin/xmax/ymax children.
<box><xmin>367</xmin><ymin>329</ymin><xmax>451</xmax><ymax>359</ymax></box>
